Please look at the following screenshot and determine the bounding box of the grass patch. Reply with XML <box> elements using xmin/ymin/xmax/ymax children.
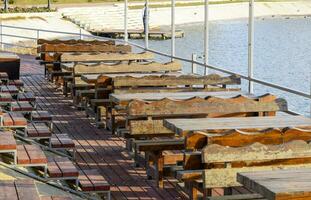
<box><xmin>0</xmin><ymin>7</ymin><xmax>55</xmax><ymax>13</ymax></box>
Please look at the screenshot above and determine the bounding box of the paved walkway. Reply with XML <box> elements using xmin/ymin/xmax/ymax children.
<box><xmin>19</xmin><ymin>54</ymin><xmax>188</xmax><ymax>199</ymax></box>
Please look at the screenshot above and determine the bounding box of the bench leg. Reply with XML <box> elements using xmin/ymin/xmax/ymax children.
<box><xmin>189</xmin><ymin>181</ymin><xmax>199</xmax><ymax>200</ymax></box>
<box><xmin>155</xmin><ymin>151</ymin><xmax>164</xmax><ymax>188</ymax></box>
<box><xmin>13</xmin><ymin>151</ymin><xmax>17</xmax><ymax>165</ymax></box>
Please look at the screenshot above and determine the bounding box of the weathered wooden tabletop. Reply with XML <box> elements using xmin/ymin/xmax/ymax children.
<box><xmin>81</xmin><ymin>72</ymin><xmax>182</xmax><ymax>84</ymax></box>
<box><xmin>237</xmin><ymin>169</ymin><xmax>311</xmax><ymax>200</ymax></box>
<box><xmin>110</xmin><ymin>91</ymin><xmax>248</xmax><ymax>104</ymax></box>
<box><xmin>164</xmin><ymin>115</ymin><xmax>311</xmax><ymax>136</ymax></box>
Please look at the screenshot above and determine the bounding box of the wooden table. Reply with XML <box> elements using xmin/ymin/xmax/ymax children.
<box><xmin>110</xmin><ymin>91</ymin><xmax>248</xmax><ymax>105</ymax></box>
<box><xmin>164</xmin><ymin>115</ymin><xmax>311</xmax><ymax>136</ymax></box>
<box><xmin>81</xmin><ymin>72</ymin><xmax>182</xmax><ymax>84</ymax></box>
<box><xmin>237</xmin><ymin>169</ymin><xmax>311</xmax><ymax>200</ymax></box>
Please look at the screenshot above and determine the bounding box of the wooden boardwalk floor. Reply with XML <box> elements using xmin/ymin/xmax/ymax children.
<box><xmin>19</xmin><ymin>54</ymin><xmax>189</xmax><ymax>199</ymax></box>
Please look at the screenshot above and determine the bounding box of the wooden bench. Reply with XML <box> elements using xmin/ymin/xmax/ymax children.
<box><xmin>8</xmin><ymin>80</ymin><xmax>24</xmax><ymax>88</ymax></box>
<box><xmin>79</xmin><ymin>169</ymin><xmax>110</xmax><ymax>199</ymax></box>
<box><xmin>60</xmin><ymin>51</ymin><xmax>154</xmax><ymax>63</ymax></box>
<box><xmin>1</xmin><ymin>85</ymin><xmax>19</xmax><ymax>95</ymax></box>
<box><xmin>164</xmin><ymin>115</ymin><xmax>311</xmax><ymax>200</ymax></box>
<box><xmin>72</xmin><ymin>61</ymin><xmax>182</xmax><ymax>105</ymax></box>
<box><xmin>99</xmin><ymin>73</ymin><xmax>241</xmax><ymax>131</ymax></box>
<box><xmin>0</xmin><ymin>93</ymin><xmax>12</xmax><ymax>104</ymax></box>
<box><xmin>3</xmin><ymin>112</ymin><xmax>28</xmax><ymax>134</ymax></box>
<box><xmin>17</xmin><ymin>92</ymin><xmax>36</xmax><ymax>103</ymax></box>
<box><xmin>0</xmin><ymin>179</ymin><xmax>41</xmax><ymax>200</ymax></box>
<box><xmin>30</xmin><ymin>110</ymin><xmax>53</xmax><ymax>129</ymax></box>
<box><xmin>50</xmin><ymin>134</ymin><xmax>76</xmax><ymax>160</ymax></box>
<box><xmin>10</xmin><ymin>101</ymin><xmax>34</xmax><ymax>113</ymax></box>
<box><xmin>27</xmin><ymin>122</ymin><xmax>51</xmax><ymax>140</ymax></box>
<box><xmin>0</xmin><ymin>131</ymin><xmax>17</xmax><ymax>164</ymax></box>
<box><xmin>127</xmin><ymin>94</ymin><xmax>286</xmax><ymax>188</ymax></box>
<box><xmin>37</xmin><ymin>39</ymin><xmax>115</xmax><ymax>45</ymax></box>
<box><xmin>201</xmin><ymin>140</ymin><xmax>311</xmax><ymax>199</ymax></box>
<box><xmin>47</xmin><ymin>157</ymin><xmax>79</xmax><ymax>187</ymax></box>
<box><xmin>17</xmin><ymin>144</ymin><xmax>48</xmax><ymax>177</ymax></box>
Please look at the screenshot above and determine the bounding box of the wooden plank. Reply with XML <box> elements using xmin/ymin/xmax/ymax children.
<box><xmin>237</xmin><ymin>169</ymin><xmax>311</xmax><ymax>200</ymax></box>
<box><xmin>0</xmin><ymin>180</ymin><xmax>18</xmax><ymax>200</ymax></box>
<box><xmin>17</xmin><ymin>145</ymin><xmax>30</xmax><ymax>164</ymax></box>
<box><xmin>31</xmin><ymin>110</ymin><xmax>52</xmax><ymax>121</ymax></box>
<box><xmin>18</xmin><ymin>92</ymin><xmax>35</xmax><ymax>102</ymax></box>
<box><xmin>37</xmin><ymin>39</ymin><xmax>115</xmax><ymax>45</ymax></box>
<box><xmin>128</xmin><ymin>95</ymin><xmax>284</xmax><ymax>116</ymax></box>
<box><xmin>50</xmin><ymin>135</ymin><xmax>62</xmax><ymax>148</ymax></box>
<box><xmin>207</xmin><ymin>194</ymin><xmax>265</xmax><ymax>200</ymax></box>
<box><xmin>130</xmin><ymin>120</ymin><xmax>173</xmax><ymax>135</ymax></box>
<box><xmin>24</xmin><ymin>145</ymin><xmax>47</xmax><ymax>164</ymax></box>
<box><xmin>40</xmin><ymin>43</ymin><xmax>131</xmax><ymax>53</ymax></box>
<box><xmin>27</xmin><ymin>123</ymin><xmax>38</xmax><ymax>137</ymax></box>
<box><xmin>9</xmin><ymin>112</ymin><xmax>27</xmax><ymax>126</ymax></box>
<box><xmin>0</xmin><ymin>131</ymin><xmax>16</xmax><ymax>150</ymax></box>
<box><xmin>14</xmin><ymin>179</ymin><xmax>40</xmax><ymax>200</ymax></box>
<box><xmin>114</xmin><ymin>74</ymin><xmax>240</xmax><ymax>87</ymax></box>
<box><xmin>163</xmin><ymin>115</ymin><xmax>311</xmax><ymax>136</ymax></box>
<box><xmin>76</xmin><ymin>61</ymin><xmax>181</xmax><ymax>76</ymax></box>
<box><xmin>61</xmin><ymin>52</ymin><xmax>154</xmax><ymax>62</ymax></box>
<box><xmin>57</xmin><ymin>134</ymin><xmax>75</xmax><ymax>148</ymax></box>
<box><xmin>0</xmin><ymin>93</ymin><xmax>12</xmax><ymax>102</ymax></box>
<box><xmin>110</xmin><ymin>91</ymin><xmax>247</xmax><ymax>104</ymax></box>
<box><xmin>54</xmin><ymin>157</ymin><xmax>78</xmax><ymax>177</ymax></box>
<box><xmin>84</xmin><ymin>169</ymin><xmax>110</xmax><ymax>191</ymax></box>
<box><xmin>202</xmin><ymin>163</ymin><xmax>311</xmax><ymax>188</ymax></box>
<box><xmin>202</xmin><ymin>140</ymin><xmax>311</xmax><ymax>163</ymax></box>
<box><xmin>78</xmin><ymin>171</ymin><xmax>94</xmax><ymax>191</ymax></box>
<box><xmin>205</xmin><ymin>127</ymin><xmax>311</xmax><ymax>147</ymax></box>
<box><xmin>136</xmin><ymin>139</ymin><xmax>184</xmax><ymax>151</ymax></box>
<box><xmin>3</xmin><ymin>113</ymin><xmax>13</xmax><ymax>126</ymax></box>
<box><xmin>47</xmin><ymin>157</ymin><xmax>62</xmax><ymax>178</ymax></box>
<box><xmin>32</xmin><ymin>123</ymin><xmax>51</xmax><ymax>137</ymax></box>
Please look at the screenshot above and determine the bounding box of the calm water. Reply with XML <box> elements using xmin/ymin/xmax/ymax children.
<box><xmin>130</xmin><ymin>17</ymin><xmax>311</xmax><ymax>115</ymax></box>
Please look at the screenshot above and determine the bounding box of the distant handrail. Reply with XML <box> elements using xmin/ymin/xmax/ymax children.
<box><xmin>0</xmin><ymin>24</ymin><xmax>310</xmax><ymax>102</ymax></box>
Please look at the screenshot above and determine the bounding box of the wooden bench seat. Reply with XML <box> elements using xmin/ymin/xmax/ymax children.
<box><xmin>27</xmin><ymin>123</ymin><xmax>51</xmax><ymax>138</ymax></box>
<box><xmin>17</xmin><ymin>92</ymin><xmax>36</xmax><ymax>102</ymax></box>
<box><xmin>3</xmin><ymin>112</ymin><xmax>27</xmax><ymax>126</ymax></box>
<box><xmin>1</xmin><ymin>85</ymin><xmax>19</xmax><ymax>94</ymax></box>
<box><xmin>10</xmin><ymin>101</ymin><xmax>33</xmax><ymax>112</ymax></box>
<box><xmin>79</xmin><ymin>169</ymin><xmax>110</xmax><ymax>192</ymax></box>
<box><xmin>0</xmin><ymin>93</ymin><xmax>12</xmax><ymax>103</ymax></box>
<box><xmin>8</xmin><ymin>80</ymin><xmax>24</xmax><ymax>87</ymax></box>
<box><xmin>47</xmin><ymin>157</ymin><xmax>78</xmax><ymax>178</ymax></box>
<box><xmin>0</xmin><ymin>179</ymin><xmax>40</xmax><ymax>200</ymax></box>
<box><xmin>40</xmin><ymin>196</ymin><xmax>73</xmax><ymax>200</ymax></box>
<box><xmin>0</xmin><ymin>131</ymin><xmax>16</xmax><ymax>150</ymax></box>
<box><xmin>0</xmin><ymin>131</ymin><xmax>17</xmax><ymax>164</ymax></box>
<box><xmin>207</xmin><ymin>194</ymin><xmax>265</xmax><ymax>200</ymax></box>
<box><xmin>17</xmin><ymin>144</ymin><xmax>47</xmax><ymax>165</ymax></box>
<box><xmin>31</xmin><ymin>110</ymin><xmax>52</xmax><ymax>121</ymax></box>
<box><xmin>50</xmin><ymin>134</ymin><xmax>75</xmax><ymax>148</ymax></box>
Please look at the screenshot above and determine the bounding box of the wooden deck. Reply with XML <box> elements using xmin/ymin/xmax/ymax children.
<box><xmin>18</xmin><ymin>54</ymin><xmax>249</xmax><ymax>199</ymax></box>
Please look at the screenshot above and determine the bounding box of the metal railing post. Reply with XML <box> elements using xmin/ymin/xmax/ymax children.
<box><xmin>192</xmin><ymin>53</ymin><xmax>197</xmax><ymax>74</ymax></box>
<box><xmin>36</xmin><ymin>30</ymin><xmax>40</xmax><ymax>42</ymax></box>
<box><xmin>0</xmin><ymin>22</ymin><xmax>3</xmax><ymax>51</ymax></box>
<box><xmin>248</xmin><ymin>0</ymin><xmax>254</xmax><ymax>93</ymax></box>
<box><xmin>144</xmin><ymin>0</ymin><xmax>149</xmax><ymax>49</ymax></box>
<box><xmin>204</xmin><ymin>0</ymin><xmax>209</xmax><ymax>75</ymax></box>
<box><xmin>79</xmin><ymin>28</ymin><xmax>83</xmax><ymax>40</ymax></box>
<box><xmin>124</xmin><ymin>0</ymin><xmax>128</xmax><ymax>43</ymax></box>
<box><xmin>171</xmin><ymin>0</ymin><xmax>176</xmax><ymax>61</ymax></box>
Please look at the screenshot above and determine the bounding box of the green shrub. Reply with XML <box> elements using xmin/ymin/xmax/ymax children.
<box><xmin>8</xmin><ymin>0</ymin><xmax>15</xmax><ymax>4</ymax></box>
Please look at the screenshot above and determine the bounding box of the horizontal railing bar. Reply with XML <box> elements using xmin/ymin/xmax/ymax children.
<box><xmin>2</xmin><ymin>33</ymin><xmax>37</xmax><ymax>40</ymax></box>
<box><xmin>0</xmin><ymin>25</ymin><xmax>310</xmax><ymax>100</ymax></box>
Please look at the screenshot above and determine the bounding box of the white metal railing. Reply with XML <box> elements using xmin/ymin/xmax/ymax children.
<box><xmin>0</xmin><ymin>24</ymin><xmax>310</xmax><ymax>115</ymax></box>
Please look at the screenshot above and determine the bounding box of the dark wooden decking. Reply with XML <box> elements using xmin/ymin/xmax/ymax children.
<box><xmin>18</xmin><ymin>54</ymin><xmax>248</xmax><ymax>199</ymax></box>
